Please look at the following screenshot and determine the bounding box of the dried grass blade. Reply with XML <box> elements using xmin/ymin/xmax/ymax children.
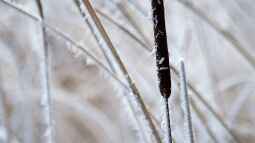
<box><xmin>79</xmin><ymin>0</ymin><xmax>162</xmax><ymax>142</ymax></box>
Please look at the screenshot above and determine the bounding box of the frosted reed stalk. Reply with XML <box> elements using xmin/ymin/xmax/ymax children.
<box><xmin>180</xmin><ymin>60</ymin><xmax>195</xmax><ymax>143</ymax></box>
<box><xmin>36</xmin><ymin>1</ymin><xmax>54</xmax><ymax>143</ymax></box>
<box><xmin>151</xmin><ymin>0</ymin><xmax>172</xmax><ymax>142</ymax></box>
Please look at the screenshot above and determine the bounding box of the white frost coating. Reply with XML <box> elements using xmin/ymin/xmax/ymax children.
<box><xmin>2</xmin><ymin>1</ymin><xmax>159</xmax><ymax>143</ymax></box>
<box><xmin>75</xmin><ymin>0</ymin><xmax>117</xmax><ymax>73</ymax></box>
<box><xmin>127</xmin><ymin>92</ymin><xmax>152</xmax><ymax>143</ymax></box>
<box><xmin>159</xmin><ymin>57</ymin><xmax>165</xmax><ymax>64</ymax></box>
<box><xmin>160</xmin><ymin>97</ymin><xmax>168</xmax><ymax>143</ymax></box>
<box><xmin>159</xmin><ymin>67</ymin><xmax>168</xmax><ymax>71</ymax></box>
<box><xmin>0</xmin><ymin>129</ymin><xmax>7</xmax><ymax>143</ymax></box>
<box><xmin>0</xmin><ymin>94</ymin><xmax>7</xmax><ymax>143</ymax></box>
<box><xmin>38</xmin><ymin>1</ymin><xmax>54</xmax><ymax>141</ymax></box>
<box><xmin>148</xmin><ymin>48</ymin><xmax>156</xmax><ymax>57</ymax></box>
<box><xmin>179</xmin><ymin>60</ymin><xmax>194</xmax><ymax>143</ymax></box>
<box><xmin>75</xmin><ymin>1</ymin><xmax>160</xmax><ymax>143</ymax></box>
<box><xmin>66</xmin><ymin>41</ymin><xmax>83</xmax><ymax>59</ymax></box>
<box><xmin>39</xmin><ymin>42</ymin><xmax>54</xmax><ymax>143</ymax></box>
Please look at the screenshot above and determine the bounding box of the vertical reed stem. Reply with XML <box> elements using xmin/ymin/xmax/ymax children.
<box><xmin>180</xmin><ymin>60</ymin><xmax>195</xmax><ymax>143</ymax></box>
<box><xmin>164</xmin><ymin>97</ymin><xmax>172</xmax><ymax>143</ymax></box>
<box><xmin>36</xmin><ymin>1</ymin><xmax>54</xmax><ymax>143</ymax></box>
<box><xmin>151</xmin><ymin>0</ymin><xmax>173</xmax><ymax>142</ymax></box>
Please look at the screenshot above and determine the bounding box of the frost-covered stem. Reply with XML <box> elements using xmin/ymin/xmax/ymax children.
<box><xmin>164</xmin><ymin>98</ymin><xmax>172</xmax><ymax>143</ymax></box>
<box><xmin>74</xmin><ymin>0</ymin><xmax>116</xmax><ymax>72</ymax></box>
<box><xmin>74</xmin><ymin>1</ymin><xmax>152</xmax><ymax>142</ymax></box>
<box><xmin>171</xmin><ymin>65</ymin><xmax>241</xmax><ymax>143</ymax></box>
<box><xmin>188</xmin><ymin>86</ymin><xmax>241</xmax><ymax>143</ymax></box>
<box><xmin>179</xmin><ymin>60</ymin><xmax>195</xmax><ymax>143</ymax></box>
<box><xmin>36</xmin><ymin>1</ymin><xmax>54</xmax><ymax>143</ymax></box>
<box><xmin>78</xmin><ymin>0</ymin><xmax>162</xmax><ymax>143</ymax></box>
<box><xmin>151</xmin><ymin>0</ymin><xmax>172</xmax><ymax>142</ymax></box>
<box><xmin>0</xmin><ymin>92</ymin><xmax>8</xmax><ymax>143</ymax></box>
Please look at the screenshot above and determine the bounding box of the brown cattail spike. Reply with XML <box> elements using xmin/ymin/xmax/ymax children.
<box><xmin>152</xmin><ymin>0</ymin><xmax>171</xmax><ymax>98</ymax></box>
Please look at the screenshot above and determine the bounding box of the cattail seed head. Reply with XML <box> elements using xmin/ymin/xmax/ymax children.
<box><xmin>152</xmin><ymin>0</ymin><xmax>171</xmax><ymax>98</ymax></box>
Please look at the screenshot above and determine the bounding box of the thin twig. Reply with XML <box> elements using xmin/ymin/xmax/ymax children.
<box><xmin>170</xmin><ymin>65</ymin><xmax>241</xmax><ymax>143</ymax></box>
<box><xmin>35</xmin><ymin>1</ymin><xmax>54</xmax><ymax>143</ymax></box>
<box><xmin>179</xmin><ymin>60</ymin><xmax>195</xmax><ymax>143</ymax></box>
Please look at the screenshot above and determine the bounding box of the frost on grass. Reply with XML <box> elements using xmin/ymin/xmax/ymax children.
<box><xmin>1</xmin><ymin>0</ymin><xmax>255</xmax><ymax>143</ymax></box>
<box><xmin>179</xmin><ymin>60</ymin><xmax>194</xmax><ymax>143</ymax></box>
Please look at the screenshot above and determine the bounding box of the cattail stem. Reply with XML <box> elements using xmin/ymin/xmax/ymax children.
<box><xmin>151</xmin><ymin>0</ymin><xmax>173</xmax><ymax>142</ymax></box>
<box><xmin>164</xmin><ymin>97</ymin><xmax>173</xmax><ymax>143</ymax></box>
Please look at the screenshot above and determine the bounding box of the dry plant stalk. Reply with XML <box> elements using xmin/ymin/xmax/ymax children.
<box><xmin>74</xmin><ymin>0</ymin><xmax>116</xmax><ymax>73</ymax></box>
<box><xmin>151</xmin><ymin>0</ymin><xmax>172</xmax><ymax>142</ymax></box>
<box><xmin>78</xmin><ymin>0</ymin><xmax>162</xmax><ymax>142</ymax></box>
<box><xmin>74</xmin><ymin>0</ymin><xmax>154</xmax><ymax>142</ymax></box>
<box><xmin>36</xmin><ymin>1</ymin><xmax>54</xmax><ymax>143</ymax></box>
<box><xmin>179</xmin><ymin>60</ymin><xmax>195</xmax><ymax>143</ymax></box>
